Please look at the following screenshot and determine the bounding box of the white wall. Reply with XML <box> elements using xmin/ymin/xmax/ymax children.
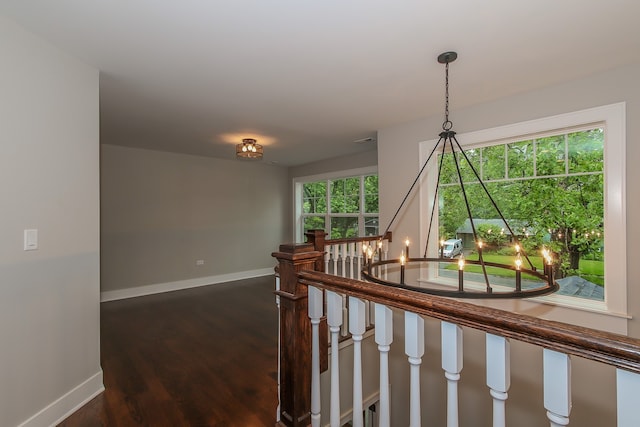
<box><xmin>100</xmin><ymin>144</ymin><xmax>290</xmax><ymax>299</ymax></box>
<box><xmin>377</xmin><ymin>62</ymin><xmax>640</xmax><ymax>426</ymax></box>
<box><xmin>0</xmin><ymin>16</ymin><xmax>102</xmax><ymax>427</ymax></box>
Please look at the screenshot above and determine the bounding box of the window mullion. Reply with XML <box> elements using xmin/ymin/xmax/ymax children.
<box><xmin>504</xmin><ymin>144</ymin><xmax>508</xmax><ymax>180</ymax></box>
<box><xmin>359</xmin><ymin>176</ymin><xmax>365</xmax><ymax>236</ymax></box>
<box><xmin>565</xmin><ymin>133</ymin><xmax>569</xmax><ymax>175</ymax></box>
<box><xmin>533</xmin><ymin>138</ymin><xmax>538</xmax><ymax>177</ymax></box>
<box><xmin>326</xmin><ymin>179</ymin><xmax>331</xmax><ymax>238</ymax></box>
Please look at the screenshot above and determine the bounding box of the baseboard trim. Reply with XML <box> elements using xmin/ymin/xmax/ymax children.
<box><xmin>100</xmin><ymin>268</ymin><xmax>275</xmax><ymax>302</ymax></box>
<box><xmin>17</xmin><ymin>370</ymin><xmax>104</xmax><ymax>427</ymax></box>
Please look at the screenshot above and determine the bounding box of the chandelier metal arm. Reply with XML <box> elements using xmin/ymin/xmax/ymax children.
<box><xmin>450</xmin><ymin>134</ymin><xmax>537</xmax><ymax>270</ymax></box>
<box><xmin>422</xmin><ymin>140</ymin><xmax>448</xmax><ymax>258</ymax></box>
<box><xmin>449</xmin><ymin>135</ymin><xmax>493</xmax><ymax>292</ymax></box>
<box><xmin>381</xmin><ymin>134</ymin><xmax>446</xmax><ymax>238</ymax></box>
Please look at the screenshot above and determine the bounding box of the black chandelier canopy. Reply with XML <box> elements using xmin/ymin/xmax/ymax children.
<box><xmin>363</xmin><ymin>51</ymin><xmax>559</xmax><ymax>299</ymax></box>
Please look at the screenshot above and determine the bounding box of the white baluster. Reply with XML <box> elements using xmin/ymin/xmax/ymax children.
<box><xmin>369</xmin><ymin>301</ymin><xmax>375</xmax><ymax>327</ymax></box>
<box><xmin>350</xmin><ymin>296</ymin><xmax>367</xmax><ymax>427</ymax></box>
<box><xmin>486</xmin><ymin>334</ymin><xmax>510</xmax><ymax>427</ymax></box>
<box><xmin>340</xmin><ymin>243</ymin><xmax>347</xmax><ymax>277</ymax></box>
<box><xmin>365</xmin><ymin>301</ymin><xmax>371</xmax><ymax>328</ymax></box>
<box><xmin>349</xmin><ymin>242</ymin><xmax>356</xmax><ymax>279</ymax></box>
<box><xmin>308</xmin><ymin>286</ymin><xmax>324</xmax><ymax>427</ymax></box>
<box><xmin>442</xmin><ymin>322</ymin><xmax>463</xmax><ymax>427</ymax></box>
<box><xmin>357</xmin><ymin>241</ymin><xmax>364</xmax><ymax>280</ymax></box>
<box><xmin>362</xmin><ymin>241</ymin><xmax>372</xmax><ymax>328</ymax></box>
<box><xmin>405</xmin><ymin>311</ymin><xmax>425</xmax><ymax>427</ymax></box>
<box><xmin>326</xmin><ymin>291</ymin><xmax>343</xmax><ymax>427</ymax></box>
<box><xmin>543</xmin><ymin>349</ymin><xmax>571</xmax><ymax>427</ymax></box>
<box><xmin>383</xmin><ymin>241</ymin><xmax>389</xmax><ymax>280</ymax></box>
<box><xmin>375</xmin><ymin>303</ymin><xmax>393</xmax><ymax>427</ymax></box>
<box><xmin>275</xmin><ymin>275</ymin><xmax>281</xmax><ymax>423</ymax></box>
<box><xmin>324</xmin><ymin>244</ymin><xmax>330</xmax><ymax>273</ymax></box>
<box><xmin>341</xmin><ymin>295</ymin><xmax>349</xmax><ymax>337</ymax></box>
<box><xmin>616</xmin><ymin>368</ymin><xmax>640</xmax><ymax>427</ymax></box>
<box><xmin>332</xmin><ymin>244</ymin><xmax>339</xmax><ymax>276</ymax></box>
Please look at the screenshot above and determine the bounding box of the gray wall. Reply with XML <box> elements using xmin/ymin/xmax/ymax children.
<box><xmin>0</xmin><ymin>16</ymin><xmax>102</xmax><ymax>427</ymax></box>
<box><xmin>377</xmin><ymin>62</ymin><xmax>640</xmax><ymax>426</ymax></box>
<box><xmin>101</xmin><ymin>144</ymin><xmax>290</xmax><ymax>294</ymax></box>
<box><xmin>289</xmin><ymin>148</ymin><xmax>378</xmax><ymax>179</ymax></box>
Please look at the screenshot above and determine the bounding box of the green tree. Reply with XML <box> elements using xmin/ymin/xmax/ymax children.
<box><xmin>476</xmin><ymin>223</ymin><xmax>509</xmax><ymax>248</ymax></box>
<box><xmin>364</xmin><ymin>175</ymin><xmax>379</xmax><ymax>213</ymax></box>
<box><xmin>482</xmin><ymin>145</ymin><xmax>505</xmax><ymax>180</ymax></box>
<box><xmin>330</xmin><ymin>177</ymin><xmax>359</xmax><ymax>214</ymax></box>
<box><xmin>303</xmin><ymin>181</ymin><xmax>326</xmax><ymax>213</ymax></box>
<box><xmin>522</xmin><ymin>175</ymin><xmax>603</xmax><ymax>276</ymax></box>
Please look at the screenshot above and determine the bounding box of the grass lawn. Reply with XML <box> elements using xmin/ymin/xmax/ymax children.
<box><xmin>445</xmin><ymin>252</ymin><xmax>604</xmax><ymax>286</ymax></box>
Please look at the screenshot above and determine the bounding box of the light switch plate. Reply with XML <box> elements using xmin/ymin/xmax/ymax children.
<box><xmin>24</xmin><ymin>229</ymin><xmax>38</xmax><ymax>251</ymax></box>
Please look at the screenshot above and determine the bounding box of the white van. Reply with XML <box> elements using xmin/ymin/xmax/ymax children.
<box><xmin>442</xmin><ymin>238</ymin><xmax>463</xmax><ymax>258</ymax></box>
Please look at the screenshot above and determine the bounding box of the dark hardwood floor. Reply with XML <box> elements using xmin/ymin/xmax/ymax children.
<box><xmin>59</xmin><ymin>275</ymin><xmax>279</xmax><ymax>427</ymax></box>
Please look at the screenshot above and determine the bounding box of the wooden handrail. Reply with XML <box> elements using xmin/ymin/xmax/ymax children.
<box><xmin>298</xmin><ymin>270</ymin><xmax>640</xmax><ymax>374</ymax></box>
<box><xmin>304</xmin><ymin>229</ymin><xmax>392</xmax><ymax>274</ymax></box>
<box><xmin>324</xmin><ymin>231</ymin><xmax>393</xmax><ymax>246</ymax></box>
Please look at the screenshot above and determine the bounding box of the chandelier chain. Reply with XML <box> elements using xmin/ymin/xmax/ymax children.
<box><xmin>443</xmin><ymin>61</ymin><xmax>453</xmax><ymax>131</ymax></box>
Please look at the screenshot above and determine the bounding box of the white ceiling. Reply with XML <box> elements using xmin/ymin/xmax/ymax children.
<box><xmin>1</xmin><ymin>1</ymin><xmax>639</xmax><ymax>166</ymax></box>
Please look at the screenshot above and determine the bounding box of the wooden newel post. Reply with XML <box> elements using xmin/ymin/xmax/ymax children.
<box><xmin>273</xmin><ymin>243</ymin><xmax>326</xmax><ymax>427</ymax></box>
<box><xmin>304</xmin><ymin>229</ymin><xmax>327</xmax><ymax>272</ymax></box>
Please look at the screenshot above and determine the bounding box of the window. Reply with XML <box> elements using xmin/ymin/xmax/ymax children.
<box><xmin>420</xmin><ymin>103</ymin><xmax>626</xmax><ymax>329</ymax></box>
<box><xmin>295</xmin><ymin>167</ymin><xmax>378</xmax><ymax>241</ymax></box>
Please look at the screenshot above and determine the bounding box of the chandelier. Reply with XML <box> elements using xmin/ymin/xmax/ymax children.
<box><xmin>236</xmin><ymin>138</ymin><xmax>263</xmax><ymax>159</ymax></box>
<box><xmin>362</xmin><ymin>52</ymin><xmax>559</xmax><ymax>298</ymax></box>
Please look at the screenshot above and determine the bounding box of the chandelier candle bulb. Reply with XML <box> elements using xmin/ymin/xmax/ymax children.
<box><xmin>545</xmin><ymin>256</ymin><xmax>553</xmax><ymax>279</ymax></box>
<box><xmin>458</xmin><ymin>255</ymin><xmax>465</xmax><ymax>291</ymax></box>
<box><xmin>515</xmin><ymin>253</ymin><xmax>523</xmax><ymax>292</ymax></box>
<box><xmin>405</xmin><ymin>238</ymin><xmax>410</xmax><ymax>259</ymax></box>
<box><xmin>400</xmin><ymin>253</ymin><xmax>406</xmax><ymax>284</ymax></box>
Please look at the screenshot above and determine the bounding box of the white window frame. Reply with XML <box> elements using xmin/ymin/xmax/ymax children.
<box><xmin>294</xmin><ymin>166</ymin><xmax>378</xmax><ymax>242</ymax></box>
<box><xmin>419</xmin><ymin>103</ymin><xmax>627</xmax><ymax>333</ymax></box>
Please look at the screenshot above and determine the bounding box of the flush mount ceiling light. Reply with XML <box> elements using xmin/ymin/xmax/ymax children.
<box><xmin>362</xmin><ymin>51</ymin><xmax>559</xmax><ymax>299</ymax></box>
<box><xmin>236</xmin><ymin>138</ymin><xmax>263</xmax><ymax>159</ymax></box>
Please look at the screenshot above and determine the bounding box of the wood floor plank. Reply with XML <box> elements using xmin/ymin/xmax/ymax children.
<box><xmin>58</xmin><ymin>276</ymin><xmax>279</xmax><ymax>427</ymax></box>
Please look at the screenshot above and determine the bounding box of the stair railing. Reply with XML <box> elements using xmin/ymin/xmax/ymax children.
<box><xmin>300</xmin><ymin>270</ymin><xmax>640</xmax><ymax>427</ymax></box>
